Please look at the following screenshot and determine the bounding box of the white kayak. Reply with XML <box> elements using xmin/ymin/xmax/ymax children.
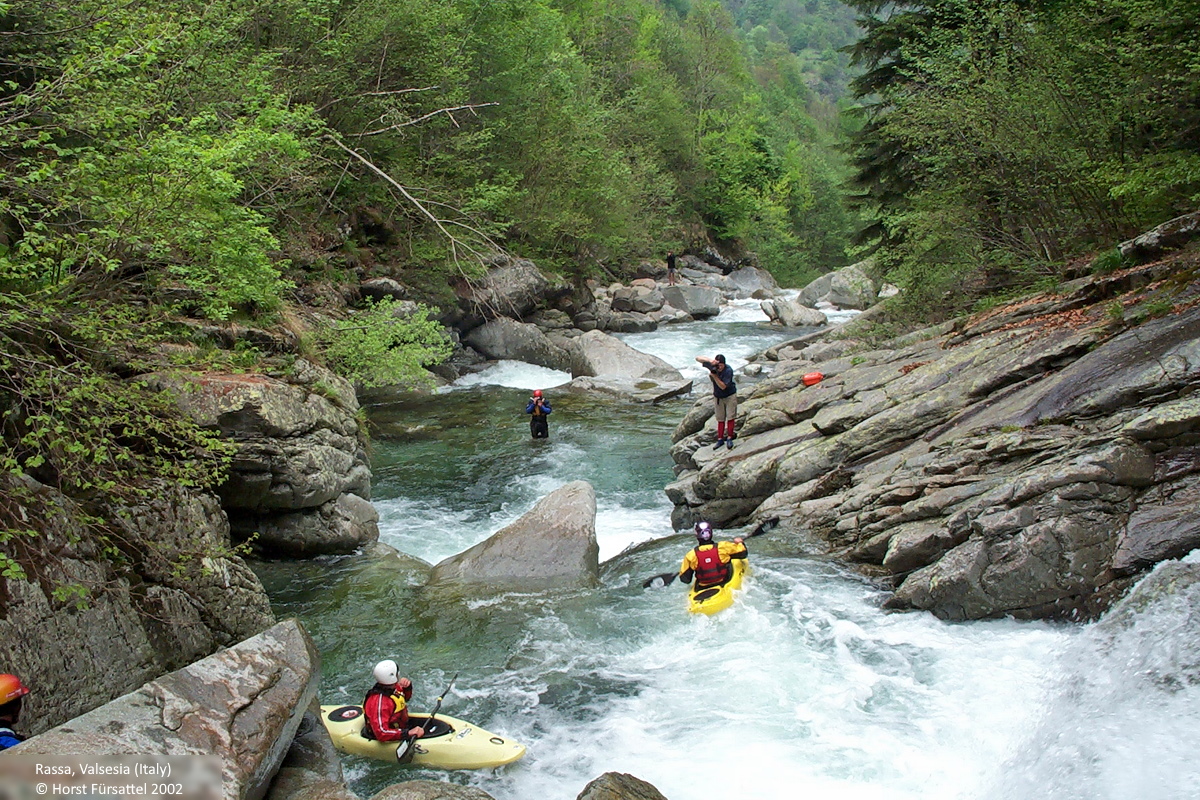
<box><xmin>320</xmin><ymin>705</ymin><xmax>527</xmax><ymax>769</ymax></box>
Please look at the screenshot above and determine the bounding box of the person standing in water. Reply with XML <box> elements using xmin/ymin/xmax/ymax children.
<box><xmin>526</xmin><ymin>389</ymin><xmax>551</xmax><ymax>439</ymax></box>
<box><xmin>696</xmin><ymin>353</ymin><xmax>737</xmax><ymax>449</ymax></box>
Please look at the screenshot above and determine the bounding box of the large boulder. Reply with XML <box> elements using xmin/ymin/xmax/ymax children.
<box><xmin>577</xmin><ymin>772</ymin><xmax>669</xmax><ymax>800</ymax></box>
<box><xmin>761</xmin><ymin>297</ymin><xmax>828</xmax><ymax>328</ymax></box>
<box><xmin>569</xmin><ymin>330</ymin><xmax>682</xmax><ymax>383</ymax></box>
<box><xmin>453</xmin><ymin>255</ymin><xmax>550</xmax><ymax>329</ymax></box>
<box><xmin>661</xmin><ymin>285</ymin><xmax>722</xmax><ymax>318</ymax></box>
<box><xmin>463</xmin><ymin>316</ymin><xmax>574</xmax><ymax>372</ymax></box>
<box><xmin>611</xmin><ymin>285</ymin><xmax>666</xmax><ymax>314</ymax></box>
<box><xmin>726</xmin><ymin>266</ymin><xmax>780</xmax><ymax>298</ymax></box>
<box><xmin>430</xmin><ymin>481</ymin><xmax>600</xmax><ymax>588</ymax></box>
<box><xmin>16</xmin><ymin>619</ymin><xmax>318</xmax><ymax>800</ymax></box>
<box><xmin>798</xmin><ymin>261</ymin><xmax>877</xmax><ymax>309</ymax></box>
<box><xmin>563</xmin><ymin>331</ymin><xmax>692</xmax><ymax>402</ymax></box>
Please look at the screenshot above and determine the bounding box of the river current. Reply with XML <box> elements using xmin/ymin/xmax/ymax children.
<box><xmin>253</xmin><ymin>299</ymin><xmax>1200</xmax><ymax>800</ymax></box>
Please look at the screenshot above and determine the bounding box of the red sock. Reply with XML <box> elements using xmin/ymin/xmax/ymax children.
<box><xmin>726</xmin><ymin>419</ymin><xmax>735</xmax><ymax>439</ymax></box>
<box><xmin>717</xmin><ymin>421</ymin><xmax>726</xmax><ymax>439</ymax></box>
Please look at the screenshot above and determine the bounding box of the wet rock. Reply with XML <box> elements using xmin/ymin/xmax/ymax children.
<box><xmin>18</xmin><ymin>620</ymin><xmax>319</xmax><ymax>800</ymax></box>
<box><xmin>430</xmin><ymin>481</ymin><xmax>600</xmax><ymax>588</ymax></box>
<box><xmin>463</xmin><ymin>316</ymin><xmax>574</xmax><ymax>372</ymax></box>
<box><xmin>577</xmin><ymin>772</ymin><xmax>669</xmax><ymax>800</ymax></box>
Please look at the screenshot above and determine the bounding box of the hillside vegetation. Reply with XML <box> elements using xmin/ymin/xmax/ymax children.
<box><xmin>3</xmin><ymin>0</ymin><xmax>1199</xmax><ymax>587</ymax></box>
<box><xmin>0</xmin><ymin>0</ymin><xmax>855</xmax><ymax>571</ymax></box>
<box><xmin>844</xmin><ymin>0</ymin><xmax>1200</xmax><ymax>322</ymax></box>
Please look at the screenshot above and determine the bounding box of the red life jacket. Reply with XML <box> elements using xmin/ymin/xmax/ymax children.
<box><xmin>694</xmin><ymin>543</ymin><xmax>729</xmax><ymax>586</ymax></box>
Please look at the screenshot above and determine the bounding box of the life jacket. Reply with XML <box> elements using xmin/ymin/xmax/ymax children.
<box><xmin>362</xmin><ymin>685</ymin><xmax>407</xmax><ymax>741</ymax></box>
<box><xmin>694</xmin><ymin>543</ymin><xmax>729</xmax><ymax>586</ymax></box>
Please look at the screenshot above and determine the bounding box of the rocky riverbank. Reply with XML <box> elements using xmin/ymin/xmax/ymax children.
<box><xmin>668</xmin><ymin>236</ymin><xmax>1200</xmax><ymax>621</ymax></box>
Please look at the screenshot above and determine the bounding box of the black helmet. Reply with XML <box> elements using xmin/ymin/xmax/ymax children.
<box><xmin>694</xmin><ymin>521</ymin><xmax>713</xmax><ymax>542</ymax></box>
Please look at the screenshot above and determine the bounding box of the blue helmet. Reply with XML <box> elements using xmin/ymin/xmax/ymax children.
<box><xmin>694</xmin><ymin>521</ymin><xmax>713</xmax><ymax>542</ymax></box>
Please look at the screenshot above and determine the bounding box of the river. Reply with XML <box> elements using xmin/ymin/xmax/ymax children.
<box><xmin>252</xmin><ymin>299</ymin><xmax>1200</xmax><ymax>800</ymax></box>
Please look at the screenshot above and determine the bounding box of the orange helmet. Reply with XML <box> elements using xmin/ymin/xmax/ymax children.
<box><xmin>0</xmin><ymin>674</ymin><xmax>29</xmax><ymax>704</ymax></box>
<box><xmin>533</xmin><ymin>390</ymin><xmax>542</xmax><ymax>397</ymax></box>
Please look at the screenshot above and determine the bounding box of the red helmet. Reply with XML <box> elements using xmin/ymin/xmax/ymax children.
<box><xmin>533</xmin><ymin>390</ymin><xmax>542</xmax><ymax>397</ymax></box>
<box><xmin>0</xmin><ymin>674</ymin><xmax>30</xmax><ymax>704</ymax></box>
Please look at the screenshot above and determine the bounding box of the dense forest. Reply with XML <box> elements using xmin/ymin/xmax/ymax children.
<box><xmin>844</xmin><ymin>0</ymin><xmax>1200</xmax><ymax>317</ymax></box>
<box><xmin>2</xmin><ymin>0</ymin><xmax>1198</xmax><ymax>572</ymax></box>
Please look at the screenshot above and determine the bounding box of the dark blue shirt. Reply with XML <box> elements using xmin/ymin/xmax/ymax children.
<box><xmin>709</xmin><ymin>364</ymin><xmax>736</xmax><ymax>398</ymax></box>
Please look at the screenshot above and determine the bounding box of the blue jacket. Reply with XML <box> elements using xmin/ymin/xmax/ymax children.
<box><xmin>0</xmin><ymin>727</ymin><xmax>23</xmax><ymax>750</ymax></box>
<box><xmin>526</xmin><ymin>398</ymin><xmax>552</xmax><ymax>415</ymax></box>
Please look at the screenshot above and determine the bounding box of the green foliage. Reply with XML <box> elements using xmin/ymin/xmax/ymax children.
<box><xmin>844</xmin><ymin>0</ymin><xmax>1200</xmax><ymax>307</ymax></box>
<box><xmin>1092</xmin><ymin>248</ymin><xmax>1131</xmax><ymax>275</ymax></box>
<box><xmin>317</xmin><ymin>298</ymin><xmax>453</xmax><ymax>389</ymax></box>
<box><xmin>0</xmin><ymin>295</ymin><xmax>237</xmax><ymax>599</ymax></box>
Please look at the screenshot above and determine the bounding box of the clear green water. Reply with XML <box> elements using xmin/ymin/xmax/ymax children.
<box><xmin>251</xmin><ymin>312</ymin><xmax>1168</xmax><ymax>800</ymax></box>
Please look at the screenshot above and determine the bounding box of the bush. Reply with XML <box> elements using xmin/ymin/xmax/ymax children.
<box><xmin>317</xmin><ymin>298</ymin><xmax>453</xmax><ymax>389</ymax></box>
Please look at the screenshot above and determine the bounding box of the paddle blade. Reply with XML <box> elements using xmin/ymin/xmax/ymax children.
<box><xmin>642</xmin><ymin>572</ymin><xmax>677</xmax><ymax>589</ymax></box>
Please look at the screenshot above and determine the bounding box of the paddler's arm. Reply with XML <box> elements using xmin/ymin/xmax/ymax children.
<box><xmin>723</xmin><ymin>538</ymin><xmax>747</xmax><ymax>559</ymax></box>
<box><xmin>679</xmin><ymin>549</ymin><xmax>697</xmax><ymax>584</ymax></box>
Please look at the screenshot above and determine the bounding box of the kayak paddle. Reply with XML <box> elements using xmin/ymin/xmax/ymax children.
<box><xmin>425</xmin><ymin>671</ymin><xmax>459</xmax><ymax>727</ymax></box>
<box><xmin>641</xmin><ymin>571</ymin><xmax>677</xmax><ymax>589</ymax></box>
<box><xmin>641</xmin><ymin>518</ymin><xmax>777</xmax><ymax>589</ymax></box>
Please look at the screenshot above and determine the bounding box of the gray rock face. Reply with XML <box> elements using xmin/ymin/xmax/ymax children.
<box><xmin>577</xmin><ymin>772</ymin><xmax>669</xmax><ymax>800</ymax></box>
<box><xmin>798</xmin><ymin>261</ymin><xmax>877</xmax><ymax>309</ymax></box>
<box><xmin>464</xmin><ymin>316</ymin><xmax>574</xmax><ymax>372</ymax></box>
<box><xmin>150</xmin><ymin>362</ymin><xmax>377</xmax><ymax>557</ymax></box>
<box><xmin>0</xmin><ymin>476</ymin><xmax>274</xmax><ymax>737</ymax></box>
<box><xmin>455</xmin><ymin>255</ymin><xmax>550</xmax><ymax>325</ymax></box>
<box><xmin>661</xmin><ymin>285</ymin><xmax>722</xmax><ymax>318</ymax></box>
<box><xmin>430</xmin><ymin>481</ymin><xmax>600</xmax><ymax>587</ymax></box>
<box><xmin>17</xmin><ymin>619</ymin><xmax>318</xmax><ymax>800</ymax></box>
<box><xmin>668</xmin><ymin>261</ymin><xmax>1200</xmax><ymax>621</ymax></box>
<box><xmin>761</xmin><ymin>297</ymin><xmax>828</xmax><ymax>328</ymax></box>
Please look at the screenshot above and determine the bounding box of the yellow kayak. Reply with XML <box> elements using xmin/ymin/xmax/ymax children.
<box><xmin>687</xmin><ymin>558</ymin><xmax>749</xmax><ymax>615</ymax></box>
<box><xmin>320</xmin><ymin>705</ymin><xmax>527</xmax><ymax>769</ymax></box>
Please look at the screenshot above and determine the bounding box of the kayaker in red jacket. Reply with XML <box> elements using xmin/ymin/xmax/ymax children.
<box><xmin>363</xmin><ymin>660</ymin><xmax>425</xmax><ymax>751</ymax></box>
<box><xmin>679</xmin><ymin>521</ymin><xmax>746</xmax><ymax>588</ymax></box>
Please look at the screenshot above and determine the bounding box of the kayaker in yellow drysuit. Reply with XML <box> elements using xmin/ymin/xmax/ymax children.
<box><xmin>679</xmin><ymin>521</ymin><xmax>746</xmax><ymax>588</ymax></box>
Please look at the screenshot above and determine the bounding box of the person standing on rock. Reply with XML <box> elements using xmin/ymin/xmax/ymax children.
<box><xmin>679</xmin><ymin>521</ymin><xmax>746</xmax><ymax>589</ymax></box>
<box><xmin>696</xmin><ymin>353</ymin><xmax>737</xmax><ymax>449</ymax></box>
<box><xmin>0</xmin><ymin>673</ymin><xmax>30</xmax><ymax>750</ymax></box>
<box><xmin>526</xmin><ymin>389</ymin><xmax>552</xmax><ymax>439</ymax></box>
<box><xmin>362</xmin><ymin>660</ymin><xmax>425</xmax><ymax>760</ymax></box>
<box><xmin>666</xmin><ymin>251</ymin><xmax>678</xmax><ymax>286</ymax></box>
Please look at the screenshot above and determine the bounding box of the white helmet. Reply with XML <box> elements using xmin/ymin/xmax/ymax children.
<box><xmin>373</xmin><ymin>659</ymin><xmax>398</xmax><ymax>685</ymax></box>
